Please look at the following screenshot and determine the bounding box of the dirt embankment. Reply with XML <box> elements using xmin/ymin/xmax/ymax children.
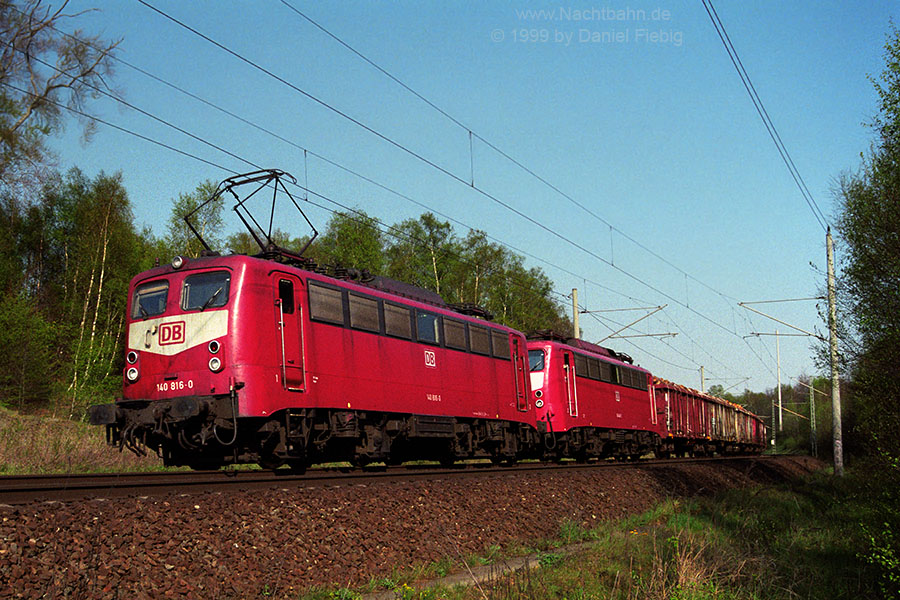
<box><xmin>0</xmin><ymin>456</ymin><xmax>821</xmax><ymax>599</ymax></box>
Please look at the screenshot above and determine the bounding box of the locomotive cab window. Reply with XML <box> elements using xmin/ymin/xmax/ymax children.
<box><xmin>132</xmin><ymin>280</ymin><xmax>169</xmax><ymax>319</ymax></box>
<box><xmin>349</xmin><ymin>294</ymin><xmax>379</xmax><ymax>332</ymax></box>
<box><xmin>278</xmin><ymin>279</ymin><xmax>294</xmax><ymax>314</ymax></box>
<box><xmin>416</xmin><ymin>311</ymin><xmax>440</xmax><ymax>345</ymax></box>
<box><xmin>309</xmin><ymin>282</ymin><xmax>344</xmax><ymax>325</ymax></box>
<box><xmin>182</xmin><ymin>271</ymin><xmax>230</xmax><ymax>311</ymax></box>
<box><xmin>529</xmin><ymin>349</ymin><xmax>545</xmax><ymax>371</ymax></box>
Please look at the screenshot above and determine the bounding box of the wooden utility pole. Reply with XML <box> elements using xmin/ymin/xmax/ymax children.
<box><xmin>826</xmin><ymin>228</ymin><xmax>843</xmax><ymax>476</ymax></box>
<box><xmin>700</xmin><ymin>366</ymin><xmax>705</xmax><ymax>393</ymax></box>
<box><xmin>572</xmin><ymin>288</ymin><xmax>579</xmax><ymax>339</ymax></box>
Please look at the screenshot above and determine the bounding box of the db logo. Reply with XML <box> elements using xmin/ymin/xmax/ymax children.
<box><xmin>159</xmin><ymin>321</ymin><xmax>186</xmax><ymax>346</ymax></box>
<box><xmin>424</xmin><ymin>350</ymin><xmax>436</xmax><ymax>368</ymax></box>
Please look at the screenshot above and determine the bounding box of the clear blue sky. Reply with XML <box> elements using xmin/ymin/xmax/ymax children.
<box><xmin>46</xmin><ymin>0</ymin><xmax>897</xmax><ymax>395</ymax></box>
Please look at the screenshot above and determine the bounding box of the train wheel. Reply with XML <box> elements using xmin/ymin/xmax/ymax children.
<box><xmin>257</xmin><ymin>454</ymin><xmax>284</xmax><ymax>471</ymax></box>
<box><xmin>287</xmin><ymin>460</ymin><xmax>308</xmax><ymax>474</ymax></box>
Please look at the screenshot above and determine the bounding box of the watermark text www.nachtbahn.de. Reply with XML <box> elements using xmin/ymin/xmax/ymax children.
<box><xmin>489</xmin><ymin>6</ymin><xmax>684</xmax><ymax>47</ymax></box>
<box><xmin>514</xmin><ymin>6</ymin><xmax>668</xmax><ymax>22</ymax></box>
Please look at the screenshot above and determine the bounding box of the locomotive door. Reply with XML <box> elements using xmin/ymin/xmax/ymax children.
<box><xmin>511</xmin><ymin>335</ymin><xmax>528</xmax><ymax>412</ymax></box>
<box><xmin>274</xmin><ymin>274</ymin><xmax>305</xmax><ymax>391</ymax></box>
<box><xmin>562</xmin><ymin>351</ymin><xmax>578</xmax><ymax>417</ymax></box>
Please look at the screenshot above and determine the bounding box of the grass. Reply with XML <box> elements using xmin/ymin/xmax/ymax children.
<box><xmin>299</xmin><ymin>469</ymin><xmax>885</xmax><ymax>600</ymax></box>
<box><xmin>0</xmin><ymin>406</ymin><xmax>170</xmax><ymax>474</ymax></box>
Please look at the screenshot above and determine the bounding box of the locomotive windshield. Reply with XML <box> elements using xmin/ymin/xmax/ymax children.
<box><xmin>132</xmin><ymin>280</ymin><xmax>169</xmax><ymax>319</ymax></box>
<box><xmin>529</xmin><ymin>349</ymin><xmax>545</xmax><ymax>371</ymax></box>
<box><xmin>182</xmin><ymin>271</ymin><xmax>231</xmax><ymax>311</ymax></box>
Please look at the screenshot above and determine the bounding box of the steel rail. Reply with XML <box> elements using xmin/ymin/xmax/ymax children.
<box><xmin>0</xmin><ymin>455</ymin><xmax>784</xmax><ymax>505</ymax></box>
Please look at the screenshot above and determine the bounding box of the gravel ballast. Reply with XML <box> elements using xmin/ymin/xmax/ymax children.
<box><xmin>0</xmin><ymin>456</ymin><xmax>820</xmax><ymax>599</ymax></box>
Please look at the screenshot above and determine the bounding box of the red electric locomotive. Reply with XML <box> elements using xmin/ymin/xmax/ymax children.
<box><xmin>527</xmin><ymin>335</ymin><xmax>662</xmax><ymax>460</ymax></box>
<box><xmin>89</xmin><ymin>171</ymin><xmax>542</xmax><ymax>469</ymax></box>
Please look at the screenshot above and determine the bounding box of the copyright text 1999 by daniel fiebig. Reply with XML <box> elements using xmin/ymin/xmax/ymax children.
<box><xmin>490</xmin><ymin>6</ymin><xmax>684</xmax><ymax>48</ymax></box>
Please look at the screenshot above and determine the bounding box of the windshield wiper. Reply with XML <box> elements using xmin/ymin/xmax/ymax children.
<box><xmin>200</xmin><ymin>286</ymin><xmax>224</xmax><ymax>311</ymax></box>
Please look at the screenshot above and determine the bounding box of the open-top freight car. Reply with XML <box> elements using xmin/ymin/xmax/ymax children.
<box><xmin>653</xmin><ymin>378</ymin><xmax>767</xmax><ymax>456</ymax></box>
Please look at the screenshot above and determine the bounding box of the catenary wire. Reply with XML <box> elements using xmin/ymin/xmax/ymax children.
<box><xmin>15</xmin><ymin>8</ymin><xmax>782</xmax><ymax>385</ymax></box>
<box><xmin>134</xmin><ymin>0</ymin><xmax>751</xmax><ymax>342</ymax></box>
<box><xmin>2</xmin><ymin>26</ymin><xmax>655</xmax><ymax>313</ymax></box>
<box><xmin>701</xmin><ymin>0</ymin><xmax>828</xmax><ymax>231</ymax></box>
<box><xmin>277</xmin><ymin>0</ymin><xmax>747</xmax><ymax>307</ymax></box>
<box><xmin>3</xmin><ymin>78</ymin><xmax>739</xmax><ymax>383</ymax></box>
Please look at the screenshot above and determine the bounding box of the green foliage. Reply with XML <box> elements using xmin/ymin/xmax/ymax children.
<box><xmin>0</xmin><ymin>294</ymin><xmax>54</xmax><ymax>408</ymax></box>
<box><xmin>537</xmin><ymin>551</ymin><xmax>565</xmax><ymax>567</ymax></box>
<box><xmin>862</xmin><ymin>521</ymin><xmax>900</xmax><ymax>599</ymax></box>
<box><xmin>559</xmin><ymin>517</ymin><xmax>598</xmax><ymax>544</ymax></box>
<box><xmin>314</xmin><ymin>210</ymin><xmax>385</xmax><ymax>273</ymax></box>
<box><xmin>165</xmin><ymin>180</ymin><xmax>222</xmax><ymax>258</ymax></box>
<box><xmin>0</xmin><ymin>167</ymin><xmax>146</xmax><ymax>414</ymax></box>
<box><xmin>224</xmin><ymin>228</ymin><xmax>309</xmax><ymax>256</ymax></box>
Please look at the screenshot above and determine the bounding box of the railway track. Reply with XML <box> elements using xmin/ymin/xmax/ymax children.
<box><xmin>0</xmin><ymin>455</ymin><xmax>781</xmax><ymax>505</ymax></box>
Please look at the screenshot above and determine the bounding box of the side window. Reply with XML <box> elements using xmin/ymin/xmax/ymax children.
<box><xmin>443</xmin><ymin>318</ymin><xmax>467</xmax><ymax>350</ymax></box>
<box><xmin>278</xmin><ymin>279</ymin><xmax>294</xmax><ymax>314</ymax></box>
<box><xmin>384</xmin><ymin>303</ymin><xmax>412</xmax><ymax>339</ymax></box>
<box><xmin>599</xmin><ymin>361</ymin><xmax>613</xmax><ymax>383</ymax></box>
<box><xmin>469</xmin><ymin>325</ymin><xmax>490</xmax><ymax>355</ymax></box>
<box><xmin>182</xmin><ymin>271</ymin><xmax>230</xmax><ymax>311</ymax></box>
<box><xmin>587</xmin><ymin>358</ymin><xmax>600</xmax><ymax>380</ymax></box>
<box><xmin>416</xmin><ymin>311</ymin><xmax>440</xmax><ymax>345</ymax></box>
<box><xmin>132</xmin><ymin>280</ymin><xmax>168</xmax><ymax>319</ymax></box>
<box><xmin>349</xmin><ymin>294</ymin><xmax>379</xmax><ymax>332</ymax></box>
<box><xmin>309</xmin><ymin>282</ymin><xmax>344</xmax><ymax>325</ymax></box>
<box><xmin>634</xmin><ymin>370</ymin><xmax>648</xmax><ymax>391</ymax></box>
<box><xmin>490</xmin><ymin>330</ymin><xmax>510</xmax><ymax>360</ymax></box>
<box><xmin>573</xmin><ymin>353</ymin><xmax>588</xmax><ymax>378</ymax></box>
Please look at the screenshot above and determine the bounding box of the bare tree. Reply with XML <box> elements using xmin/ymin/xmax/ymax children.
<box><xmin>0</xmin><ymin>0</ymin><xmax>119</xmax><ymax>193</ymax></box>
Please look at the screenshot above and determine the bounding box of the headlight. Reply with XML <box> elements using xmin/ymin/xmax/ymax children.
<box><xmin>208</xmin><ymin>357</ymin><xmax>222</xmax><ymax>372</ymax></box>
<box><xmin>172</xmin><ymin>255</ymin><xmax>185</xmax><ymax>269</ymax></box>
<box><xmin>208</xmin><ymin>340</ymin><xmax>220</xmax><ymax>354</ymax></box>
<box><xmin>126</xmin><ymin>351</ymin><xmax>138</xmax><ymax>364</ymax></box>
<box><xmin>126</xmin><ymin>367</ymin><xmax>139</xmax><ymax>382</ymax></box>
<box><xmin>535</xmin><ymin>399</ymin><xmax>544</xmax><ymax>408</ymax></box>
